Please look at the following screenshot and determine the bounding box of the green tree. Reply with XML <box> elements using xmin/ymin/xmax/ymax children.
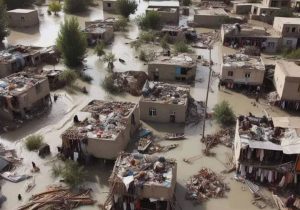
<box><xmin>64</xmin><ymin>0</ymin><xmax>87</xmax><ymax>13</ymax></box>
<box><xmin>58</xmin><ymin>69</ymin><xmax>78</xmax><ymax>86</ymax></box>
<box><xmin>117</xmin><ymin>0</ymin><xmax>137</xmax><ymax>18</ymax></box>
<box><xmin>137</xmin><ymin>11</ymin><xmax>160</xmax><ymax>30</ymax></box>
<box><xmin>94</xmin><ymin>41</ymin><xmax>105</xmax><ymax>58</ymax></box>
<box><xmin>48</xmin><ymin>1</ymin><xmax>62</xmax><ymax>15</ymax></box>
<box><xmin>56</xmin><ymin>17</ymin><xmax>87</xmax><ymax>67</ymax></box>
<box><xmin>182</xmin><ymin>0</ymin><xmax>191</xmax><ymax>6</ymax></box>
<box><xmin>103</xmin><ymin>52</ymin><xmax>116</xmax><ymax>70</ymax></box>
<box><xmin>0</xmin><ymin>0</ymin><xmax>9</xmax><ymax>42</ymax></box>
<box><xmin>174</xmin><ymin>41</ymin><xmax>190</xmax><ymax>53</ymax></box>
<box><xmin>213</xmin><ymin>101</ymin><xmax>236</xmax><ymax>126</ymax></box>
<box><xmin>113</xmin><ymin>17</ymin><xmax>128</xmax><ymax>31</ymax></box>
<box><xmin>3</xmin><ymin>0</ymin><xmax>34</xmax><ymax>10</ymax></box>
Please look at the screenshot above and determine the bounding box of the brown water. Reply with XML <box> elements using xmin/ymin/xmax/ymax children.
<box><xmin>0</xmin><ymin>1</ymin><xmax>289</xmax><ymax>210</ymax></box>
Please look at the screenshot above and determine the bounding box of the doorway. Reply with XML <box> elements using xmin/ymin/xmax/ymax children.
<box><xmin>170</xmin><ymin>112</ymin><xmax>176</xmax><ymax>123</ymax></box>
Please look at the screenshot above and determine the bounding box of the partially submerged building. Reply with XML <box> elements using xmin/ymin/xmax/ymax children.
<box><xmin>0</xmin><ymin>72</ymin><xmax>50</xmax><ymax>121</ymax></box>
<box><xmin>270</xmin><ymin>60</ymin><xmax>300</xmax><ymax>110</ymax></box>
<box><xmin>61</xmin><ymin>100</ymin><xmax>140</xmax><ymax>160</ymax></box>
<box><xmin>221</xmin><ymin>23</ymin><xmax>281</xmax><ymax>53</ymax></box>
<box><xmin>221</xmin><ymin>54</ymin><xmax>265</xmax><ymax>87</ymax></box>
<box><xmin>234</xmin><ymin>115</ymin><xmax>300</xmax><ymax>187</ymax></box>
<box><xmin>107</xmin><ymin>152</ymin><xmax>177</xmax><ymax>210</ymax></box>
<box><xmin>273</xmin><ymin>17</ymin><xmax>300</xmax><ymax>49</ymax></box>
<box><xmin>147</xmin><ymin>1</ymin><xmax>180</xmax><ymax>25</ymax></box>
<box><xmin>139</xmin><ymin>82</ymin><xmax>190</xmax><ymax>123</ymax></box>
<box><xmin>161</xmin><ymin>26</ymin><xmax>197</xmax><ymax>42</ymax></box>
<box><xmin>148</xmin><ymin>54</ymin><xmax>197</xmax><ymax>83</ymax></box>
<box><xmin>83</xmin><ymin>21</ymin><xmax>114</xmax><ymax>45</ymax></box>
<box><xmin>103</xmin><ymin>0</ymin><xmax>118</xmax><ymax>13</ymax></box>
<box><xmin>7</xmin><ymin>9</ymin><xmax>39</xmax><ymax>28</ymax></box>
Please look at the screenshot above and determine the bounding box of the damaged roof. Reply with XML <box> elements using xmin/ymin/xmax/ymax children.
<box><xmin>150</xmin><ymin>54</ymin><xmax>197</xmax><ymax>67</ymax></box>
<box><xmin>140</xmin><ymin>81</ymin><xmax>190</xmax><ymax>105</ymax></box>
<box><xmin>0</xmin><ymin>72</ymin><xmax>47</xmax><ymax>97</ymax></box>
<box><xmin>223</xmin><ymin>54</ymin><xmax>265</xmax><ymax>71</ymax></box>
<box><xmin>62</xmin><ymin>100</ymin><xmax>137</xmax><ymax>141</ymax></box>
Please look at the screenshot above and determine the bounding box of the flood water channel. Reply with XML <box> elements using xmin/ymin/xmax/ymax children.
<box><xmin>0</xmin><ymin>1</ymin><xmax>293</xmax><ymax>209</ymax></box>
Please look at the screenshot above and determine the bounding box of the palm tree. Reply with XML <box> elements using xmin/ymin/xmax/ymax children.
<box><xmin>103</xmin><ymin>52</ymin><xmax>116</xmax><ymax>71</ymax></box>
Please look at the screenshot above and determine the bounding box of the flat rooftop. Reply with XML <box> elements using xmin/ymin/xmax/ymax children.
<box><xmin>150</xmin><ymin>54</ymin><xmax>197</xmax><ymax>67</ymax></box>
<box><xmin>274</xmin><ymin>17</ymin><xmax>300</xmax><ymax>25</ymax></box>
<box><xmin>141</xmin><ymin>82</ymin><xmax>190</xmax><ymax>105</ymax></box>
<box><xmin>194</xmin><ymin>8</ymin><xmax>228</xmax><ymax>16</ymax></box>
<box><xmin>223</xmin><ymin>54</ymin><xmax>265</xmax><ymax>71</ymax></box>
<box><xmin>62</xmin><ymin>100</ymin><xmax>137</xmax><ymax>141</ymax></box>
<box><xmin>112</xmin><ymin>152</ymin><xmax>176</xmax><ymax>189</ymax></box>
<box><xmin>0</xmin><ymin>45</ymin><xmax>41</xmax><ymax>64</ymax></box>
<box><xmin>0</xmin><ymin>72</ymin><xmax>47</xmax><ymax>97</ymax></box>
<box><xmin>222</xmin><ymin>23</ymin><xmax>280</xmax><ymax>37</ymax></box>
<box><xmin>7</xmin><ymin>9</ymin><xmax>36</xmax><ymax>13</ymax></box>
<box><xmin>276</xmin><ymin>60</ymin><xmax>300</xmax><ymax>78</ymax></box>
<box><xmin>148</xmin><ymin>1</ymin><xmax>180</xmax><ymax>7</ymax></box>
<box><xmin>83</xmin><ymin>24</ymin><xmax>112</xmax><ymax>34</ymax></box>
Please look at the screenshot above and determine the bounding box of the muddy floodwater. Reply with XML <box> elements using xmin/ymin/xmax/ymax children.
<box><xmin>0</xmin><ymin>1</ymin><xmax>292</xmax><ymax>210</ymax></box>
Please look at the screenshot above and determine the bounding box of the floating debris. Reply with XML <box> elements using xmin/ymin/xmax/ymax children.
<box><xmin>185</xmin><ymin>168</ymin><xmax>230</xmax><ymax>203</ymax></box>
<box><xmin>18</xmin><ymin>187</ymin><xmax>95</xmax><ymax>210</ymax></box>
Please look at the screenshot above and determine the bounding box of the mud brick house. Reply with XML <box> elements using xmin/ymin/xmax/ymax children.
<box><xmin>0</xmin><ymin>72</ymin><xmax>50</xmax><ymax>121</ymax></box>
<box><xmin>148</xmin><ymin>54</ymin><xmax>197</xmax><ymax>83</ymax></box>
<box><xmin>139</xmin><ymin>82</ymin><xmax>190</xmax><ymax>123</ymax></box>
<box><xmin>220</xmin><ymin>53</ymin><xmax>265</xmax><ymax>88</ymax></box>
<box><xmin>61</xmin><ymin>100</ymin><xmax>140</xmax><ymax>160</ymax></box>
<box><xmin>7</xmin><ymin>9</ymin><xmax>39</xmax><ymax>28</ymax></box>
<box><xmin>106</xmin><ymin>152</ymin><xmax>177</xmax><ymax>210</ymax></box>
<box><xmin>147</xmin><ymin>1</ymin><xmax>180</xmax><ymax>25</ymax></box>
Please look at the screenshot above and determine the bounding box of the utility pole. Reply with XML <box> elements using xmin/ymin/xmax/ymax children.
<box><xmin>202</xmin><ymin>46</ymin><xmax>212</xmax><ymax>138</ymax></box>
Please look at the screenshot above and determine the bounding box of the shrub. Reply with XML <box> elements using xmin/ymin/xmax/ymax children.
<box><xmin>139</xmin><ymin>50</ymin><xmax>147</xmax><ymax>61</ymax></box>
<box><xmin>103</xmin><ymin>52</ymin><xmax>116</xmax><ymax>70</ymax></box>
<box><xmin>139</xmin><ymin>31</ymin><xmax>156</xmax><ymax>42</ymax></box>
<box><xmin>137</xmin><ymin>11</ymin><xmax>160</xmax><ymax>30</ymax></box>
<box><xmin>282</xmin><ymin>48</ymin><xmax>300</xmax><ymax>59</ymax></box>
<box><xmin>94</xmin><ymin>41</ymin><xmax>105</xmax><ymax>58</ymax></box>
<box><xmin>25</xmin><ymin>135</ymin><xmax>44</xmax><ymax>151</ymax></box>
<box><xmin>56</xmin><ymin>17</ymin><xmax>87</xmax><ymax>67</ymax></box>
<box><xmin>183</xmin><ymin>0</ymin><xmax>191</xmax><ymax>6</ymax></box>
<box><xmin>102</xmin><ymin>74</ymin><xmax>121</xmax><ymax>94</ymax></box>
<box><xmin>59</xmin><ymin>69</ymin><xmax>78</xmax><ymax>86</ymax></box>
<box><xmin>64</xmin><ymin>0</ymin><xmax>87</xmax><ymax>13</ymax></box>
<box><xmin>52</xmin><ymin>160</ymin><xmax>86</xmax><ymax>188</ymax></box>
<box><xmin>213</xmin><ymin>101</ymin><xmax>236</xmax><ymax>126</ymax></box>
<box><xmin>48</xmin><ymin>1</ymin><xmax>62</xmax><ymax>15</ymax></box>
<box><xmin>130</xmin><ymin>40</ymin><xmax>142</xmax><ymax>49</ymax></box>
<box><xmin>117</xmin><ymin>0</ymin><xmax>137</xmax><ymax>18</ymax></box>
<box><xmin>160</xmin><ymin>35</ymin><xmax>170</xmax><ymax>49</ymax></box>
<box><xmin>113</xmin><ymin>17</ymin><xmax>128</xmax><ymax>31</ymax></box>
<box><xmin>174</xmin><ymin>41</ymin><xmax>190</xmax><ymax>53</ymax></box>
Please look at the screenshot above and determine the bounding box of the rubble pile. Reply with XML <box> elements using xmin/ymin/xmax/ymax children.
<box><xmin>106</xmin><ymin>71</ymin><xmax>148</xmax><ymax>96</ymax></box>
<box><xmin>148</xmin><ymin>143</ymin><xmax>179</xmax><ymax>154</ymax></box>
<box><xmin>18</xmin><ymin>187</ymin><xmax>95</xmax><ymax>210</ymax></box>
<box><xmin>239</xmin><ymin>46</ymin><xmax>261</xmax><ymax>56</ymax></box>
<box><xmin>142</xmin><ymin>81</ymin><xmax>190</xmax><ymax>105</ymax></box>
<box><xmin>192</xmin><ymin>31</ymin><xmax>220</xmax><ymax>48</ymax></box>
<box><xmin>186</xmin><ymin>97</ymin><xmax>205</xmax><ymax>125</ymax></box>
<box><xmin>223</xmin><ymin>54</ymin><xmax>265</xmax><ymax>71</ymax></box>
<box><xmin>201</xmin><ymin>129</ymin><xmax>234</xmax><ymax>154</ymax></box>
<box><xmin>186</xmin><ymin>168</ymin><xmax>230</xmax><ymax>203</ymax></box>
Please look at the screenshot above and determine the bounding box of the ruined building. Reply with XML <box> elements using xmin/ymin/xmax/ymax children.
<box><xmin>220</xmin><ymin>54</ymin><xmax>265</xmax><ymax>87</ymax></box>
<box><xmin>0</xmin><ymin>72</ymin><xmax>51</xmax><ymax>121</ymax></box>
<box><xmin>139</xmin><ymin>82</ymin><xmax>190</xmax><ymax>123</ymax></box>
<box><xmin>61</xmin><ymin>100</ymin><xmax>140</xmax><ymax>160</ymax></box>
<box><xmin>148</xmin><ymin>54</ymin><xmax>197</xmax><ymax>83</ymax></box>
<box><xmin>106</xmin><ymin>152</ymin><xmax>177</xmax><ymax>210</ymax></box>
<box><xmin>234</xmin><ymin>115</ymin><xmax>300</xmax><ymax>187</ymax></box>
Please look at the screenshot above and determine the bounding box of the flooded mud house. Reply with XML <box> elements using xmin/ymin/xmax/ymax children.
<box><xmin>221</xmin><ymin>23</ymin><xmax>281</xmax><ymax>53</ymax></box>
<box><xmin>148</xmin><ymin>54</ymin><xmax>197</xmax><ymax>83</ymax></box>
<box><xmin>273</xmin><ymin>17</ymin><xmax>300</xmax><ymax>49</ymax></box>
<box><xmin>103</xmin><ymin>0</ymin><xmax>118</xmax><ymax>13</ymax></box>
<box><xmin>61</xmin><ymin>100</ymin><xmax>140</xmax><ymax>160</ymax></box>
<box><xmin>83</xmin><ymin>21</ymin><xmax>114</xmax><ymax>45</ymax></box>
<box><xmin>270</xmin><ymin>60</ymin><xmax>300</xmax><ymax>110</ymax></box>
<box><xmin>234</xmin><ymin>115</ymin><xmax>300</xmax><ymax>188</ymax></box>
<box><xmin>107</xmin><ymin>152</ymin><xmax>177</xmax><ymax>210</ymax></box>
<box><xmin>147</xmin><ymin>1</ymin><xmax>180</xmax><ymax>25</ymax></box>
<box><xmin>139</xmin><ymin>82</ymin><xmax>190</xmax><ymax>123</ymax></box>
<box><xmin>192</xmin><ymin>8</ymin><xmax>243</xmax><ymax>28</ymax></box>
<box><xmin>220</xmin><ymin>54</ymin><xmax>265</xmax><ymax>88</ymax></box>
<box><xmin>0</xmin><ymin>72</ymin><xmax>51</xmax><ymax>121</ymax></box>
<box><xmin>7</xmin><ymin>9</ymin><xmax>39</xmax><ymax>28</ymax></box>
